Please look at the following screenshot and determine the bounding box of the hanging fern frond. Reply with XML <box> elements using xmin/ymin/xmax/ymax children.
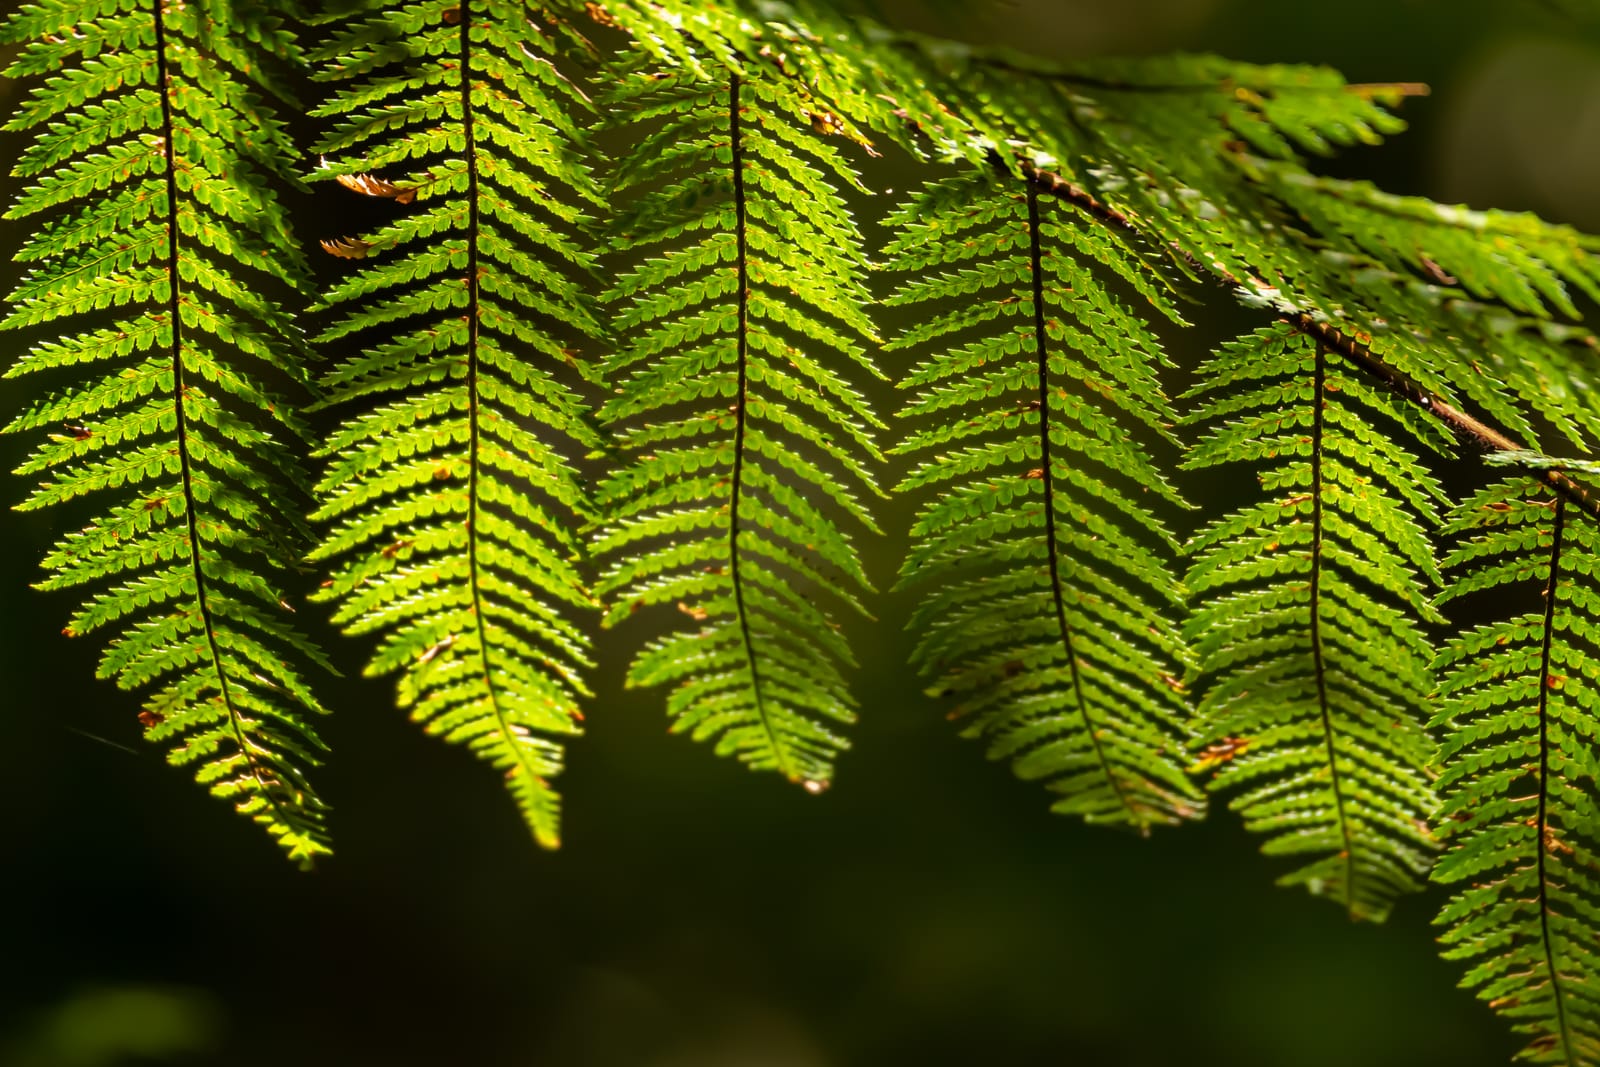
<box><xmin>306</xmin><ymin>0</ymin><xmax>603</xmax><ymax>847</ymax></box>
<box><xmin>1182</xmin><ymin>322</ymin><xmax>1446</xmax><ymax>920</ymax></box>
<box><xmin>591</xmin><ymin>63</ymin><xmax>883</xmax><ymax>789</ymax></box>
<box><xmin>1</xmin><ymin>0</ymin><xmax>332</xmax><ymax>863</ymax></box>
<box><xmin>885</xmin><ymin>166</ymin><xmax>1202</xmax><ymax>831</ymax></box>
<box><xmin>1432</xmin><ymin>479</ymin><xmax>1600</xmax><ymax>1065</ymax></box>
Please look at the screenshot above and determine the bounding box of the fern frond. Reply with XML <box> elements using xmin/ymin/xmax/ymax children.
<box><xmin>1433</xmin><ymin>479</ymin><xmax>1600</xmax><ymax>1065</ymax></box>
<box><xmin>306</xmin><ymin>0</ymin><xmax>602</xmax><ymax>848</ymax></box>
<box><xmin>591</xmin><ymin>63</ymin><xmax>882</xmax><ymax>788</ymax></box>
<box><xmin>1</xmin><ymin>0</ymin><xmax>330</xmax><ymax>863</ymax></box>
<box><xmin>886</xmin><ymin>166</ymin><xmax>1202</xmax><ymax>831</ymax></box>
<box><xmin>1183</xmin><ymin>322</ymin><xmax>1445</xmax><ymax>920</ymax></box>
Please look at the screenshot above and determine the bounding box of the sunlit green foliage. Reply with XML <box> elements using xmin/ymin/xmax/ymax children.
<box><xmin>590</xmin><ymin>60</ymin><xmax>882</xmax><ymax>788</ymax></box>
<box><xmin>1183</xmin><ymin>323</ymin><xmax>1445</xmax><ymax>921</ymax></box>
<box><xmin>1</xmin><ymin>0</ymin><xmax>331</xmax><ymax>864</ymax></box>
<box><xmin>7</xmin><ymin>5</ymin><xmax>1600</xmax><ymax>1061</ymax></box>
<box><xmin>306</xmin><ymin>0</ymin><xmax>603</xmax><ymax>846</ymax></box>
<box><xmin>885</xmin><ymin>167</ymin><xmax>1202</xmax><ymax>831</ymax></box>
<box><xmin>1433</xmin><ymin>480</ymin><xmax>1600</xmax><ymax>1065</ymax></box>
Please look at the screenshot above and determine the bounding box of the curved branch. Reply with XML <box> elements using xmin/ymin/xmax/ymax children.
<box><xmin>1018</xmin><ymin>161</ymin><xmax>1600</xmax><ymax>524</ymax></box>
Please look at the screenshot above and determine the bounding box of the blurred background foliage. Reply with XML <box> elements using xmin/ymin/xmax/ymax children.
<box><xmin>2</xmin><ymin>1</ymin><xmax>1598</xmax><ymax>1064</ymax></box>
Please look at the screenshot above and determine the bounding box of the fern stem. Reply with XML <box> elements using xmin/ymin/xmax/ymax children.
<box><xmin>457</xmin><ymin>0</ymin><xmax>547</xmax><ymax>826</ymax></box>
<box><xmin>1294</xmin><ymin>316</ymin><xmax>1600</xmax><ymax>520</ymax></box>
<box><xmin>153</xmin><ymin>0</ymin><xmax>287</xmax><ymax>821</ymax></box>
<box><xmin>1309</xmin><ymin>341</ymin><xmax>1357</xmax><ymax>920</ymax></box>
<box><xmin>1025</xmin><ymin>179</ymin><xmax>1138</xmax><ymax>830</ymax></box>
<box><xmin>725</xmin><ymin>73</ymin><xmax>791</xmax><ymax>783</ymax></box>
<box><xmin>1536</xmin><ymin>494</ymin><xmax>1575</xmax><ymax>1065</ymax></box>
<box><xmin>1019</xmin><ymin>164</ymin><xmax>1600</xmax><ymax>523</ymax></box>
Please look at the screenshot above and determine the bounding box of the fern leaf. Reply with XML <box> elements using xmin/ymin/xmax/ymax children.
<box><xmin>887</xmin><ymin>167</ymin><xmax>1202</xmax><ymax>831</ymax></box>
<box><xmin>1</xmin><ymin>0</ymin><xmax>330</xmax><ymax>863</ymax></box>
<box><xmin>307</xmin><ymin>0</ymin><xmax>602</xmax><ymax>848</ymax></box>
<box><xmin>1183</xmin><ymin>322</ymin><xmax>1445</xmax><ymax>920</ymax></box>
<box><xmin>1433</xmin><ymin>479</ymin><xmax>1600</xmax><ymax>1065</ymax></box>
<box><xmin>591</xmin><ymin>64</ymin><xmax>883</xmax><ymax>788</ymax></box>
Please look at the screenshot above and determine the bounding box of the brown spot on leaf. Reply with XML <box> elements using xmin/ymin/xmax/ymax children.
<box><xmin>320</xmin><ymin>237</ymin><xmax>372</xmax><ymax>260</ymax></box>
<box><xmin>335</xmin><ymin>173</ymin><xmax>417</xmax><ymax>205</ymax></box>
<box><xmin>1419</xmin><ymin>256</ymin><xmax>1458</xmax><ymax>286</ymax></box>
<box><xmin>584</xmin><ymin>0</ymin><xmax>618</xmax><ymax>26</ymax></box>
<box><xmin>1193</xmin><ymin>736</ymin><xmax>1250</xmax><ymax>771</ymax></box>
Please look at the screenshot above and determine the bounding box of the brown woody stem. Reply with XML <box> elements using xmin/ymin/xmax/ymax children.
<box><xmin>1018</xmin><ymin>162</ymin><xmax>1600</xmax><ymax>522</ymax></box>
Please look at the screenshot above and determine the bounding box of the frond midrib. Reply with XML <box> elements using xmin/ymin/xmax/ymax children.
<box><xmin>1025</xmin><ymin>178</ymin><xmax>1140</xmax><ymax>831</ymax></box>
<box><xmin>154</xmin><ymin>0</ymin><xmax>296</xmax><ymax>836</ymax></box>
<box><xmin>1308</xmin><ymin>339</ymin><xmax>1358</xmax><ymax>919</ymax></box>
<box><xmin>726</xmin><ymin>71</ymin><xmax>795</xmax><ymax>783</ymax></box>
<box><xmin>1535</xmin><ymin>496</ymin><xmax>1576</xmax><ymax>1066</ymax></box>
<box><xmin>457</xmin><ymin>0</ymin><xmax>555</xmax><ymax>837</ymax></box>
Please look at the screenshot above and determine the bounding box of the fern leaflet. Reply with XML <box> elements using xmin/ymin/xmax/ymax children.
<box><xmin>592</xmin><ymin>64</ymin><xmax>883</xmax><ymax>787</ymax></box>
<box><xmin>1433</xmin><ymin>479</ymin><xmax>1600</xmax><ymax>1065</ymax></box>
<box><xmin>1183</xmin><ymin>322</ymin><xmax>1444</xmax><ymax>919</ymax></box>
<box><xmin>885</xmin><ymin>166</ymin><xmax>1202</xmax><ymax>830</ymax></box>
<box><xmin>307</xmin><ymin>0</ymin><xmax>602</xmax><ymax>846</ymax></box>
<box><xmin>2</xmin><ymin>0</ymin><xmax>331</xmax><ymax>863</ymax></box>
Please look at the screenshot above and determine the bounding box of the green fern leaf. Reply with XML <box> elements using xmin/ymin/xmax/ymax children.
<box><xmin>1183</xmin><ymin>322</ymin><xmax>1445</xmax><ymax>920</ymax></box>
<box><xmin>1</xmin><ymin>0</ymin><xmax>330</xmax><ymax>864</ymax></box>
<box><xmin>886</xmin><ymin>166</ymin><xmax>1202</xmax><ymax>831</ymax></box>
<box><xmin>591</xmin><ymin>63</ymin><xmax>883</xmax><ymax>788</ymax></box>
<box><xmin>307</xmin><ymin>0</ymin><xmax>603</xmax><ymax>848</ymax></box>
<box><xmin>1433</xmin><ymin>479</ymin><xmax>1600</xmax><ymax>1065</ymax></box>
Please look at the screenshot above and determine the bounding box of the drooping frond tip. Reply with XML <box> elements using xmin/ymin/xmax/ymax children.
<box><xmin>1183</xmin><ymin>324</ymin><xmax>1444</xmax><ymax>921</ymax></box>
<box><xmin>591</xmin><ymin>63</ymin><xmax>884</xmax><ymax>789</ymax></box>
<box><xmin>1433</xmin><ymin>479</ymin><xmax>1600</xmax><ymax>1065</ymax></box>
<box><xmin>307</xmin><ymin>0</ymin><xmax>604</xmax><ymax>847</ymax></box>
<box><xmin>2</xmin><ymin>0</ymin><xmax>331</xmax><ymax>864</ymax></box>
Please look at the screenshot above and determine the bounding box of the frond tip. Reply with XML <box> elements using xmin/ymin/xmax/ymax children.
<box><xmin>2</xmin><ymin>0</ymin><xmax>331</xmax><ymax>863</ymax></box>
<box><xmin>308</xmin><ymin>0</ymin><xmax>603</xmax><ymax>847</ymax></box>
<box><xmin>592</xmin><ymin>65</ymin><xmax>884</xmax><ymax>788</ymax></box>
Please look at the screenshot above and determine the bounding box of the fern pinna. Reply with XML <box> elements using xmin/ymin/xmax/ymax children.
<box><xmin>1</xmin><ymin>0</ymin><xmax>332</xmax><ymax>862</ymax></box>
<box><xmin>307</xmin><ymin>0</ymin><xmax>602</xmax><ymax>846</ymax></box>
<box><xmin>592</xmin><ymin>65</ymin><xmax>883</xmax><ymax>788</ymax></box>
<box><xmin>1433</xmin><ymin>478</ymin><xmax>1600</xmax><ymax>1066</ymax></box>
<box><xmin>885</xmin><ymin>166</ymin><xmax>1203</xmax><ymax>831</ymax></box>
<box><xmin>1183</xmin><ymin>322</ymin><xmax>1444</xmax><ymax>920</ymax></box>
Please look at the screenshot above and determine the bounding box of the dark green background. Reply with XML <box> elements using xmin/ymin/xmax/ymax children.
<box><xmin>3</xmin><ymin>1</ymin><xmax>1598</xmax><ymax>1064</ymax></box>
